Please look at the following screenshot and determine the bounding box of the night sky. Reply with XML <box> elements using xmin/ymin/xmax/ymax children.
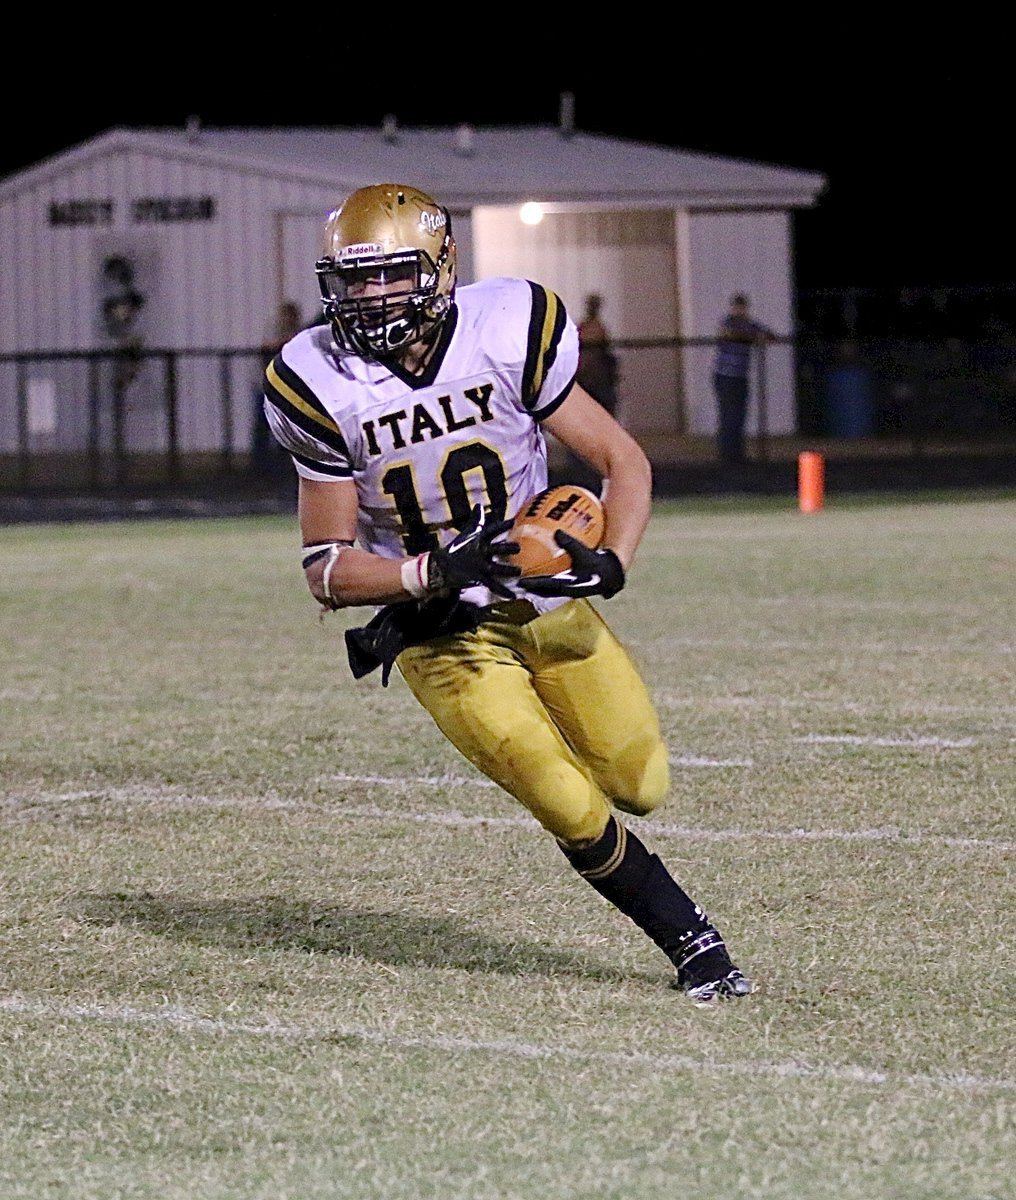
<box><xmin>5</xmin><ymin>29</ymin><xmax>1007</xmax><ymax>298</ymax></box>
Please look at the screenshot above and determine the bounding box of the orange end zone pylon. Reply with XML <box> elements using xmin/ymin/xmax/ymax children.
<box><xmin>798</xmin><ymin>451</ymin><xmax>825</xmax><ymax>512</ymax></box>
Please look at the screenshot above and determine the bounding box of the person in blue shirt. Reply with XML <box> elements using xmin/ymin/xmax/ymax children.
<box><xmin>712</xmin><ymin>293</ymin><xmax>777</xmax><ymax>469</ymax></box>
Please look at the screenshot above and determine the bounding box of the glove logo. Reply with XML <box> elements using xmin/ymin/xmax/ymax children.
<box><xmin>425</xmin><ymin>505</ymin><xmax>521</xmax><ymax>600</ymax></box>
<box><xmin>519</xmin><ymin>532</ymin><xmax>625</xmax><ymax>601</ymax></box>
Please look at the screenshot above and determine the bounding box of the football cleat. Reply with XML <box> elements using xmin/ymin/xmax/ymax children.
<box><xmin>679</xmin><ymin>968</ymin><xmax>754</xmax><ymax>1007</ymax></box>
<box><xmin>671</xmin><ymin>927</ymin><xmax>754</xmax><ymax>1006</ymax></box>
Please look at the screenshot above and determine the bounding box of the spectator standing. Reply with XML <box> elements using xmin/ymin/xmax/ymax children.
<box><xmin>253</xmin><ymin>300</ymin><xmax>305</xmax><ymax>480</ymax></box>
<box><xmin>712</xmin><ymin>293</ymin><xmax>777</xmax><ymax>470</ymax></box>
<box><xmin>576</xmin><ymin>294</ymin><xmax>619</xmax><ymax>417</ymax></box>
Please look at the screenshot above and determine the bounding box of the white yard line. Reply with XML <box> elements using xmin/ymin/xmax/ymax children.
<box><xmin>333</xmin><ymin>758</ymin><xmax>755</xmax><ymax>782</ymax></box>
<box><xmin>317</xmin><ymin>804</ymin><xmax>1016</xmax><ymax>854</ymax></box>
<box><xmin>654</xmin><ymin>692</ymin><xmax>1016</xmax><ymax>717</ymax></box>
<box><xmin>4</xmin><ymin>785</ymin><xmax>1013</xmax><ymax>852</ymax></box>
<box><xmin>3</xmin><ymin>684</ymin><xmax>1008</xmax><ymax>721</ymax></box>
<box><xmin>628</xmin><ymin>636</ymin><xmax>1013</xmax><ymax>655</ymax></box>
<box><xmin>669</xmin><ymin>755</ymin><xmax>754</xmax><ymax>768</ymax></box>
<box><xmin>797</xmin><ymin>734</ymin><xmax>976</xmax><ymax>748</ymax></box>
<box><xmin>330</xmin><ymin>771</ymin><xmax>501</xmax><ymax>789</ymax></box>
<box><xmin>0</xmin><ymin>994</ymin><xmax>1010</xmax><ymax>1094</ymax></box>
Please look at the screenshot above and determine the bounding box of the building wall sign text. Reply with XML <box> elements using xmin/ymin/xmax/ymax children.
<box><xmin>132</xmin><ymin>196</ymin><xmax>216</xmax><ymax>222</ymax></box>
<box><xmin>48</xmin><ymin>200</ymin><xmax>115</xmax><ymax>226</ymax></box>
<box><xmin>48</xmin><ymin>196</ymin><xmax>217</xmax><ymax>226</ymax></box>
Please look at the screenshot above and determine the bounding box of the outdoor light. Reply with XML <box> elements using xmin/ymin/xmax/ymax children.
<box><xmin>519</xmin><ymin>202</ymin><xmax>544</xmax><ymax>226</ymax></box>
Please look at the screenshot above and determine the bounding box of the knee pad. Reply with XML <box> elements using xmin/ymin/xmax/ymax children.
<box><xmin>535</xmin><ymin>781</ymin><xmax>613</xmax><ymax>846</ymax></box>
<box><xmin>608</xmin><ymin>735</ymin><xmax>669</xmax><ymax>817</ymax></box>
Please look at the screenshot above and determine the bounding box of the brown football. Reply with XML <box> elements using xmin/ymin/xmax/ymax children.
<box><xmin>508</xmin><ymin>485</ymin><xmax>606</xmax><ymax>577</ymax></box>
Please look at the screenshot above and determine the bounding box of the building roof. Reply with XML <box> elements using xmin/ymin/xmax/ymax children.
<box><xmin>0</xmin><ymin>123</ymin><xmax>827</xmax><ymax>211</ymax></box>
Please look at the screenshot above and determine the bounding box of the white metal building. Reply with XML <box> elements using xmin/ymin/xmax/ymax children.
<box><xmin>0</xmin><ymin>118</ymin><xmax>825</xmax><ymax>460</ymax></box>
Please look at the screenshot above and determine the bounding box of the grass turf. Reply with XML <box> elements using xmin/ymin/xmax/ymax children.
<box><xmin>1</xmin><ymin>492</ymin><xmax>1013</xmax><ymax>1199</ymax></box>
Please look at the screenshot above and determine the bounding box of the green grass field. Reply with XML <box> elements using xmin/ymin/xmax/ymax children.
<box><xmin>1</xmin><ymin>492</ymin><xmax>1014</xmax><ymax>1200</ymax></box>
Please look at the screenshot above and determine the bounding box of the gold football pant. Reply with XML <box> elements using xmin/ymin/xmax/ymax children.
<box><xmin>396</xmin><ymin>598</ymin><xmax>669</xmax><ymax>845</ymax></box>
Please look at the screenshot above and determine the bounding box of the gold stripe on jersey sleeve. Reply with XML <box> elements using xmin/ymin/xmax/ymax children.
<box><xmin>265</xmin><ymin>358</ymin><xmax>343</xmax><ymax>439</ymax></box>
<box><xmin>264</xmin><ymin>355</ymin><xmax>351</xmax><ymax>461</ymax></box>
<box><xmin>521</xmin><ymin>282</ymin><xmax>567</xmax><ymax>411</ymax></box>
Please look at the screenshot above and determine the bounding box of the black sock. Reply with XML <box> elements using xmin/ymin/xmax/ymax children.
<box><xmin>560</xmin><ymin>816</ymin><xmax>721</xmax><ymax>969</ymax></box>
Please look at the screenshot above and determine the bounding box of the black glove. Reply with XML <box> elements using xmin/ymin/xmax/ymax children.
<box><xmin>519</xmin><ymin>531</ymin><xmax>626</xmax><ymax>599</ymax></box>
<box><xmin>427</xmin><ymin>505</ymin><xmax>521</xmax><ymax>600</ymax></box>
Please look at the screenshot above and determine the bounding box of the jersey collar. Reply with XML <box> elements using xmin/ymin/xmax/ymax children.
<box><xmin>382</xmin><ymin>304</ymin><xmax>459</xmax><ymax>389</ymax></box>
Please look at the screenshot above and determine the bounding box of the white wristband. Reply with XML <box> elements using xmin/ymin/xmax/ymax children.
<box><xmin>400</xmin><ymin>553</ymin><xmax>430</xmax><ymax>599</ymax></box>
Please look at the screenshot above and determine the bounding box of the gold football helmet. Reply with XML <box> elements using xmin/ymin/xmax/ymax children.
<box><xmin>316</xmin><ymin>183</ymin><xmax>457</xmax><ymax>359</ymax></box>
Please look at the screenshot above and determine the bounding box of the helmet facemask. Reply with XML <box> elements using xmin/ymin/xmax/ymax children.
<box><xmin>316</xmin><ymin>247</ymin><xmax>450</xmax><ymax>359</ymax></box>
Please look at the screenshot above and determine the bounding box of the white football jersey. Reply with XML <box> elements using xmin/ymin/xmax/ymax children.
<box><xmin>263</xmin><ymin>277</ymin><xmax>582</xmax><ymax>609</ymax></box>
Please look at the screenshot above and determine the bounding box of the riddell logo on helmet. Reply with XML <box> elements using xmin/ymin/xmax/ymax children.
<box><xmin>339</xmin><ymin>242</ymin><xmax>384</xmax><ymax>260</ymax></box>
<box><xmin>420</xmin><ymin>211</ymin><xmax>447</xmax><ymax>234</ymax></box>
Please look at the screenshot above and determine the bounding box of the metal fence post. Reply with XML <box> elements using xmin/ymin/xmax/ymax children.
<box><xmin>88</xmin><ymin>354</ymin><xmax>101</xmax><ymax>489</ymax></box>
<box><xmin>15</xmin><ymin>357</ymin><xmax>30</xmax><ymax>490</ymax></box>
<box><xmin>219</xmin><ymin>352</ymin><xmax>234</xmax><ymax>474</ymax></box>
<box><xmin>755</xmin><ymin>341</ymin><xmax>769</xmax><ymax>463</ymax></box>
<box><xmin>165</xmin><ymin>352</ymin><xmax>179</xmax><ymax>483</ymax></box>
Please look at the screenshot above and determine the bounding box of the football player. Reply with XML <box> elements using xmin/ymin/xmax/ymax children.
<box><xmin>263</xmin><ymin>183</ymin><xmax>752</xmax><ymax>1005</ymax></box>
